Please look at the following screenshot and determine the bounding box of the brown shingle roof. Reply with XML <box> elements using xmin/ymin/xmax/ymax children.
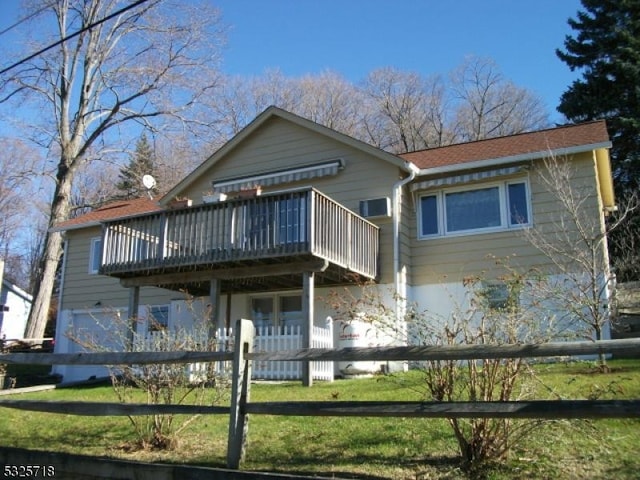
<box><xmin>399</xmin><ymin>120</ymin><xmax>610</xmax><ymax>170</ymax></box>
<box><xmin>53</xmin><ymin>197</ymin><xmax>163</xmax><ymax>232</ymax></box>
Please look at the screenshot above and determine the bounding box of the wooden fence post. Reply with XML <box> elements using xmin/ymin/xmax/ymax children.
<box><xmin>227</xmin><ymin>319</ymin><xmax>254</xmax><ymax>469</ymax></box>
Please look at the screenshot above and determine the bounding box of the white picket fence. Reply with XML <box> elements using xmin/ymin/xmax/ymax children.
<box><xmin>248</xmin><ymin>324</ymin><xmax>334</xmax><ymax>381</ymax></box>
<box><xmin>133</xmin><ymin>321</ymin><xmax>335</xmax><ymax>382</ymax></box>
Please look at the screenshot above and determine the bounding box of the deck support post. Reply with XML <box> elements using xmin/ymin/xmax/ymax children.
<box><xmin>302</xmin><ymin>270</ymin><xmax>315</xmax><ymax>387</ymax></box>
<box><xmin>209</xmin><ymin>278</ymin><xmax>221</xmax><ymax>337</ymax></box>
<box><xmin>227</xmin><ymin>318</ymin><xmax>254</xmax><ymax>469</ymax></box>
<box><xmin>127</xmin><ymin>286</ymin><xmax>140</xmax><ymax>347</ymax></box>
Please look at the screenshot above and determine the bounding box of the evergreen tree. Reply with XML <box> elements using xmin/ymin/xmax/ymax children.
<box><xmin>116</xmin><ymin>133</ymin><xmax>158</xmax><ymax>199</ymax></box>
<box><xmin>556</xmin><ymin>0</ymin><xmax>640</xmax><ymax>192</ymax></box>
<box><xmin>557</xmin><ymin>0</ymin><xmax>640</xmax><ymax>282</ymax></box>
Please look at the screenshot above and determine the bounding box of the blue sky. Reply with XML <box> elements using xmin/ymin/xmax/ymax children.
<box><xmin>0</xmin><ymin>0</ymin><xmax>584</xmax><ymax>123</ymax></box>
<box><xmin>213</xmin><ymin>0</ymin><xmax>584</xmax><ymax>123</ymax></box>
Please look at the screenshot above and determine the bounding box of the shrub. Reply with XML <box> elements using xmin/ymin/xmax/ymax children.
<box><xmin>327</xmin><ymin>266</ymin><xmax>563</xmax><ymax>477</ymax></box>
<box><xmin>69</xmin><ymin>299</ymin><xmax>231</xmax><ymax>450</ymax></box>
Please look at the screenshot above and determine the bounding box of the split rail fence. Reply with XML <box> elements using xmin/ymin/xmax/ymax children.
<box><xmin>1</xmin><ymin>319</ymin><xmax>640</xmax><ymax>473</ymax></box>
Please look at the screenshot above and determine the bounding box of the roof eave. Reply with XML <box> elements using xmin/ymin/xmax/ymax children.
<box><xmin>1</xmin><ymin>279</ymin><xmax>33</xmax><ymax>301</ymax></box>
<box><xmin>415</xmin><ymin>141</ymin><xmax>613</xmax><ymax>176</ymax></box>
<box><xmin>49</xmin><ymin>221</ymin><xmax>102</xmax><ymax>233</ymax></box>
<box><xmin>50</xmin><ymin>207</ymin><xmax>166</xmax><ymax>233</ymax></box>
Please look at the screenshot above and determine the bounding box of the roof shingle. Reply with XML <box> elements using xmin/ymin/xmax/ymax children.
<box><xmin>399</xmin><ymin>120</ymin><xmax>610</xmax><ymax>170</ymax></box>
<box><xmin>53</xmin><ymin>197</ymin><xmax>163</xmax><ymax>232</ymax></box>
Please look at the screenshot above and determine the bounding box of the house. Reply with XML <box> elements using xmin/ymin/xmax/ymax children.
<box><xmin>51</xmin><ymin>106</ymin><xmax>615</xmax><ymax>384</ymax></box>
<box><xmin>0</xmin><ymin>276</ymin><xmax>33</xmax><ymax>343</ymax></box>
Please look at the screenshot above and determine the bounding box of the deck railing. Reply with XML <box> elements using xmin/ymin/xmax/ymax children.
<box><xmin>100</xmin><ymin>188</ymin><xmax>379</xmax><ymax>279</ymax></box>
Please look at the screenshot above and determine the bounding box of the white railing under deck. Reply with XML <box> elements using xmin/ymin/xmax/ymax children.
<box><xmin>248</xmin><ymin>324</ymin><xmax>334</xmax><ymax>381</ymax></box>
<box><xmin>99</xmin><ymin>188</ymin><xmax>379</xmax><ymax>281</ymax></box>
<box><xmin>133</xmin><ymin>322</ymin><xmax>335</xmax><ymax>382</ymax></box>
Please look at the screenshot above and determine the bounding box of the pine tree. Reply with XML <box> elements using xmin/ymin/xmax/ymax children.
<box><xmin>556</xmin><ymin>0</ymin><xmax>640</xmax><ymax>192</ymax></box>
<box><xmin>557</xmin><ymin>0</ymin><xmax>640</xmax><ymax>282</ymax></box>
<box><xmin>116</xmin><ymin>133</ymin><xmax>158</xmax><ymax>199</ymax></box>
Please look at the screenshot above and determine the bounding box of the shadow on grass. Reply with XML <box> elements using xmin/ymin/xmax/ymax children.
<box><xmin>604</xmin><ymin>458</ymin><xmax>640</xmax><ymax>480</ymax></box>
<box><xmin>8</xmin><ymin>415</ymin><xmax>131</xmax><ymax>453</ymax></box>
<box><xmin>3</xmin><ymin>363</ymin><xmax>60</xmax><ymax>388</ymax></box>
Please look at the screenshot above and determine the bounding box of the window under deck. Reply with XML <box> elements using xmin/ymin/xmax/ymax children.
<box><xmin>99</xmin><ymin>188</ymin><xmax>379</xmax><ymax>294</ymax></box>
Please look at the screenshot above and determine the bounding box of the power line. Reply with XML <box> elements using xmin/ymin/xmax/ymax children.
<box><xmin>0</xmin><ymin>0</ymin><xmax>151</xmax><ymax>77</ymax></box>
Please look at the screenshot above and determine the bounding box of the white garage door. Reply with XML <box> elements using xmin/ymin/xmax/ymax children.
<box><xmin>54</xmin><ymin>309</ymin><xmax>127</xmax><ymax>384</ymax></box>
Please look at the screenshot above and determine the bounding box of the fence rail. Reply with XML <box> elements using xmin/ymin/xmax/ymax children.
<box><xmin>1</xmin><ymin>320</ymin><xmax>640</xmax><ymax>472</ymax></box>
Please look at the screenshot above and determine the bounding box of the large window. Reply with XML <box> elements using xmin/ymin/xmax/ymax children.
<box><xmin>419</xmin><ymin>179</ymin><xmax>530</xmax><ymax>238</ymax></box>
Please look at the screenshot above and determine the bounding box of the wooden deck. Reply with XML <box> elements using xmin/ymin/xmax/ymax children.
<box><xmin>99</xmin><ymin>188</ymin><xmax>379</xmax><ymax>292</ymax></box>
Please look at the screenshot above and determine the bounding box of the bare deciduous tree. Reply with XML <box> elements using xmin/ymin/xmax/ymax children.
<box><xmin>358</xmin><ymin>58</ymin><xmax>549</xmax><ymax>153</ymax></box>
<box><xmin>210</xmin><ymin>57</ymin><xmax>549</xmax><ymax>157</ymax></box>
<box><xmin>0</xmin><ymin>138</ymin><xmax>42</xmax><ymax>289</ymax></box>
<box><xmin>360</xmin><ymin>67</ymin><xmax>448</xmax><ymax>152</ymax></box>
<box><xmin>522</xmin><ymin>153</ymin><xmax>637</xmax><ymax>365</ymax></box>
<box><xmin>296</xmin><ymin>71</ymin><xmax>362</xmax><ymax>137</ymax></box>
<box><xmin>0</xmin><ymin>139</ymin><xmax>32</xmax><ymax>259</ymax></box>
<box><xmin>212</xmin><ymin>69</ymin><xmax>362</xmax><ymax>141</ymax></box>
<box><xmin>450</xmin><ymin>56</ymin><xmax>549</xmax><ymax>142</ymax></box>
<box><xmin>0</xmin><ymin>0</ymin><xmax>225</xmax><ymax>339</ymax></box>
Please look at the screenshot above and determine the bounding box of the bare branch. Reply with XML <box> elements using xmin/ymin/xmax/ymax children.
<box><xmin>0</xmin><ymin>0</ymin><xmax>225</xmax><ymax>340</ymax></box>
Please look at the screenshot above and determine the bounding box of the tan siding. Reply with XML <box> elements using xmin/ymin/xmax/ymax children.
<box><xmin>183</xmin><ymin>119</ymin><xmax>350</xmax><ymax>202</ymax></box>
<box><xmin>397</xmin><ymin>185</ymin><xmax>413</xmax><ymax>287</ymax></box>
<box><xmin>409</xmin><ymin>151</ymin><xmax>603</xmax><ymax>285</ymax></box>
<box><xmin>61</xmin><ymin>227</ymin><xmax>182</xmax><ymax>311</ymax></box>
<box><xmin>180</xmin><ymin>117</ymin><xmax>400</xmax><ymax>284</ymax></box>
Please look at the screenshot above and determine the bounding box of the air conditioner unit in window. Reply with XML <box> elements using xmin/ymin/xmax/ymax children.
<box><xmin>359</xmin><ymin>197</ymin><xmax>391</xmax><ymax>219</ymax></box>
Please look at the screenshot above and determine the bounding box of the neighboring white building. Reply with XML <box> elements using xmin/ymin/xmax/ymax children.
<box><xmin>0</xmin><ymin>279</ymin><xmax>32</xmax><ymax>341</ymax></box>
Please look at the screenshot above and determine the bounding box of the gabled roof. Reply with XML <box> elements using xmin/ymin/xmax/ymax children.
<box><xmin>400</xmin><ymin>120</ymin><xmax>611</xmax><ymax>173</ymax></box>
<box><xmin>1</xmin><ymin>278</ymin><xmax>32</xmax><ymax>302</ymax></box>
<box><xmin>52</xmin><ymin>197</ymin><xmax>163</xmax><ymax>232</ymax></box>
<box><xmin>162</xmin><ymin>106</ymin><xmax>410</xmax><ymax>203</ymax></box>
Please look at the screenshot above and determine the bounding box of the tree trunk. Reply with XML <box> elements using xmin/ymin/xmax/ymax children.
<box><xmin>24</xmin><ymin>164</ymin><xmax>73</xmax><ymax>340</ymax></box>
<box><xmin>594</xmin><ymin>324</ymin><xmax>607</xmax><ymax>367</ymax></box>
<box><xmin>24</xmin><ymin>230</ymin><xmax>64</xmax><ymax>339</ymax></box>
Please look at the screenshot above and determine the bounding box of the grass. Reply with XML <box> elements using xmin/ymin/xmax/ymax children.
<box><xmin>1</xmin><ymin>360</ymin><xmax>639</xmax><ymax>479</ymax></box>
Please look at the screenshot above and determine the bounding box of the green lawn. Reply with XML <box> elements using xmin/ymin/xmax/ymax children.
<box><xmin>1</xmin><ymin>360</ymin><xmax>639</xmax><ymax>479</ymax></box>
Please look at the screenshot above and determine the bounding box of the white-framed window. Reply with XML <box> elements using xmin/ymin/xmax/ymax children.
<box><xmin>482</xmin><ymin>282</ymin><xmax>510</xmax><ymax>310</ymax></box>
<box><xmin>418</xmin><ymin>179</ymin><xmax>531</xmax><ymax>239</ymax></box>
<box><xmin>147</xmin><ymin>305</ymin><xmax>170</xmax><ymax>332</ymax></box>
<box><xmin>250</xmin><ymin>293</ymin><xmax>302</xmax><ymax>332</ymax></box>
<box><xmin>89</xmin><ymin>237</ymin><xmax>102</xmax><ymax>274</ymax></box>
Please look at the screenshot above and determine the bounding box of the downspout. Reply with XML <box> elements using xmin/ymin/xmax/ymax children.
<box><xmin>392</xmin><ymin>161</ymin><xmax>420</xmax><ymax>330</ymax></box>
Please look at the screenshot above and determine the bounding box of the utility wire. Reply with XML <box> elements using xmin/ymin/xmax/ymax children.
<box><xmin>0</xmin><ymin>0</ymin><xmax>151</xmax><ymax>76</ymax></box>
